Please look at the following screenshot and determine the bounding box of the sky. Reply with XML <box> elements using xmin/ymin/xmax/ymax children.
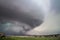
<box><xmin>0</xmin><ymin>0</ymin><xmax>44</xmax><ymax>35</ymax></box>
<box><xmin>0</xmin><ymin>0</ymin><xmax>60</xmax><ymax>35</ymax></box>
<box><xmin>26</xmin><ymin>0</ymin><xmax>60</xmax><ymax>35</ymax></box>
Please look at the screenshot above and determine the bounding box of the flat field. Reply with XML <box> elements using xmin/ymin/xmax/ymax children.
<box><xmin>0</xmin><ymin>36</ymin><xmax>60</xmax><ymax>40</ymax></box>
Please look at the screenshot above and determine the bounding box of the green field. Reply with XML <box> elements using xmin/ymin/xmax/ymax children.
<box><xmin>0</xmin><ymin>36</ymin><xmax>60</xmax><ymax>40</ymax></box>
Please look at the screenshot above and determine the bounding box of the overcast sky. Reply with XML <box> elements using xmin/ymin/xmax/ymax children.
<box><xmin>0</xmin><ymin>0</ymin><xmax>60</xmax><ymax>35</ymax></box>
<box><xmin>0</xmin><ymin>0</ymin><xmax>44</xmax><ymax>35</ymax></box>
<box><xmin>26</xmin><ymin>0</ymin><xmax>60</xmax><ymax>35</ymax></box>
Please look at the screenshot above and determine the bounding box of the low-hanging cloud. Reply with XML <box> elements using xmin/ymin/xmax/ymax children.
<box><xmin>0</xmin><ymin>20</ymin><xmax>31</xmax><ymax>35</ymax></box>
<box><xmin>0</xmin><ymin>0</ymin><xmax>44</xmax><ymax>35</ymax></box>
<box><xmin>1</xmin><ymin>0</ymin><xmax>60</xmax><ymax>35</ymax></box>
<box><xmin>26</xmin><ymin>0</ymin><xmax>60</xmax><ymax>35</ymax></box>
<box><xmin>26</xmin><ymin>13</ymin><xmax>60</xmax><ymax>35</ymax></box>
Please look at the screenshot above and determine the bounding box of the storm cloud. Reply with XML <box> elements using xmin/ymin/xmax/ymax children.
<box><xmin>26</xmin><ymin>0</ymin><xmax>60</xmax><ymax>35</ymax></box>
<box><xmin>0</xmin><ymin>0</ymin><xmax>44</xmax><ymax>35</ymax></box>
<box><xmin>1</xmin><ymin>0</ymin><xmax>60</xmax><ymax>35</ymax></box>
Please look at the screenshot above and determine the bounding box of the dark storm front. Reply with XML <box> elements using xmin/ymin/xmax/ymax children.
<box><xmin>0</xmin><ymin>0</ymin><xmax>43</xmax><ymax>35</ymax></box>
<box><xmin>0</xmin><ymin>0</ymin><xmax>60</xmax><ymax>36</ymax></box>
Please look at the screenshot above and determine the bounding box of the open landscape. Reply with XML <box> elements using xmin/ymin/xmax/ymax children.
<box><xmin>0</xmin><ymin>0</ymin><xmax>60</xmax><ymax>40</ymax></box>
<box><xmin>0</xmin><ymin>33</ymin><xmax>60</xmax><ymax>40</ymax></box>
<box><xmin>0</xmin><ymin>36</ymin><xmax>60</xmax><ymax>40</ymax></box>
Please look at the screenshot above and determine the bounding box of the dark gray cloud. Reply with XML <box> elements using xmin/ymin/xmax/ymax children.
<box><xmin>0</xmin><ymin>0</ymin><xmax>44</xmax><ymax>35</ymax></box>
<box><xmin>26</xmin><ymin>0</ymin><xmax>60</xmax><ymax>35</ymax></box>
<box><xmin>0</xmin><ymin>21</ymin><xmax>32</xmax><ymax>35</ymax></box>
<box><xmin>0</xmin><ymin>0</ymin><xmax>44</xmax><ymax>27</ymax></box>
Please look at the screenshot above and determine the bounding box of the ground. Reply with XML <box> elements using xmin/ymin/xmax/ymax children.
<box><xmin>0</xmin><ymin>36</ymin><xmax>60</xmax><ymax>40</ymax></box>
